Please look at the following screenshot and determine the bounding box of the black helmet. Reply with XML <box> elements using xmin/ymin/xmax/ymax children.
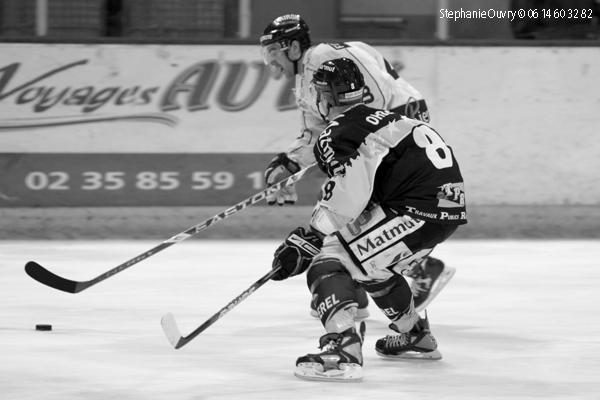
<box><xmin>312</xmin><ymin>58</ymin><xmax>365</xmax><ymax>107</ymax></box>
<box><xmin>260</xmin><ymin>14</ymin><xmax>311</xmax><ymax>51</ymax></box>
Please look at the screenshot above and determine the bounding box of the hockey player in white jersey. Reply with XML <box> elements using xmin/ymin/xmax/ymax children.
<box><xmin>260</xmin><ymin>14</ymin><xmax>453</xmax><ymax>315</ymax></box>
<box><xmin>270</xmin><ymin>57</ymin><xmax>466</xmax><ymax>381</ymax></box>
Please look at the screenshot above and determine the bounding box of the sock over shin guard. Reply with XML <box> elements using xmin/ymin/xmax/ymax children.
<box><xmin>307</xmin><ymin>259</ymin><xmax>358</xmax><ymax>328</ymax></box>
<box><xmin>362</xmin><ymin>275</ymin><xmax>415</xmax><ymax>329</ymax></box>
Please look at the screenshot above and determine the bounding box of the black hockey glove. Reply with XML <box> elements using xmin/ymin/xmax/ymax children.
<box><xmin>271</xmin><ymin>227</ymin><xmax>323</xmax><ymax>281</ymax></box>
<box><xmin>264</xmin><ymin>153</ymin><xmax>301</xmax><ymax>206</ymax></box>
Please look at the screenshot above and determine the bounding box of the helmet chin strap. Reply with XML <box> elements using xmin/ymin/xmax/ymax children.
<box><xmin>316</xmin><ymin>94</ymin><xmax>332</xmax><ymax>123</ymax></box>
<box><xmin>318</xmin><ymin>106</ymin><xmax>330</xmax><ymax>123</ymax></box>
<box><xmin>284</xmin><ymin>43</ymin><xmax>303</xmax><ymax>75</ymax></box>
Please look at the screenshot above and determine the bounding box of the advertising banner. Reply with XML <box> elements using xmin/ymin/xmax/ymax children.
<box><xmin>0</xmin><ymin>43</ymin><xmax>298</xmax><ymax>153</ymax></box>
<box><xmin>1</xmin><ymin>44</ymin><xmax>598</xmax><ymax>207</ymax></box>
<box><xmin>0</xmin><ymin>153</ymin><xmax>323</xmax><ymax>206</ymax></box>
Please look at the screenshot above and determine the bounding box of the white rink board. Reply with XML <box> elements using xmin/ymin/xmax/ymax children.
<box><xmin>1</xmin><ymin>239</ymin><xmax>599</xmax><ymax>400</ymax></box>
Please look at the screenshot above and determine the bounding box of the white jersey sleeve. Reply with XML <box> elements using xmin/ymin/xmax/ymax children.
<box><xmin>309</xmin><ymin>131</ymin><xmax>391</xmax><ymax>236</ymax></box>
<box><xmin>286</xmin><ymin>41</ymin><xmax>424</xmax><ymax>168</ymax></box>
<box><xmin>309</xmin><ymin>113</ymin><xmax>397</xmax><ymax>235</ymax></box>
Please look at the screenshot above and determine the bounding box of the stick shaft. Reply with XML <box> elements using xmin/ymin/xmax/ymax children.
<box><xmin>165</xmin><ymin>267</ymin><xmax>280</xmax><ymax>349</ymax></box>
<box><xmin>25</xmin><ymin>164</ymin><xmax>315</xmax><ymax>293</ymax></box>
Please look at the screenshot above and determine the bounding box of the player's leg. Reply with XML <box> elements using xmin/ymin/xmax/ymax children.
<box><xmin>295</xmin><ymin>257</ymin><xmax>366</xmax><ymax>382</ymax></box>
<box><xmin>362</xmin><ymin>275</ymin><xmax>442</xmax><ymax>360</ymax></box>
<box><xmin>393</xmin><ymin>221</ymin><xmax>458</xmax><ymax>312</ymax></box>
<box><xmin>371</xmin><ymin>221</ymin><xmax>459</xmax><ymax>359</ymax></box>
<box><xmin>405</xmin><ymin>255</ymin><xmax>456</xmax><ymax>312</ymax></box>
<box><xmin>310</xmin><ymin>279</ymin><xmax>369</xmax><ymax>320</ymax></box>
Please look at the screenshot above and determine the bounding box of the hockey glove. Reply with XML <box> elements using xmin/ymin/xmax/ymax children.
<box><xmin>271</xmin><ymin>227</ymin><xmax>323</xmax><ymax>281</ymax></box>
<box><xmin>264</xmin><ymin>153</ymin><xmax>300</xmax><ymax>206</ymax></box>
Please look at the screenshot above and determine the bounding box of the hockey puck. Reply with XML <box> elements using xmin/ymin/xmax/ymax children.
<box><xmin>35</xmin><ymin>324</ymin><xmax>52</xmax><ymax>331</ymax></box>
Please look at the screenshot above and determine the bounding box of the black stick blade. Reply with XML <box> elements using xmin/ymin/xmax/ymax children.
<box><xmin>25</xmin><ymin>261</ymin><xmax>83</xmax><ymax>293</ymax></box>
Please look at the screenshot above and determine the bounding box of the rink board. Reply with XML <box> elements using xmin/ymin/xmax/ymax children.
<box><xmin>0</xmin><ymin>43</ymin><xmax>598</xmax><ymax>238</ymax></box>
<box><xmin>0</xmin><ymin>44</ymin><xmax>598</xmax><ymax>207</ymax></box>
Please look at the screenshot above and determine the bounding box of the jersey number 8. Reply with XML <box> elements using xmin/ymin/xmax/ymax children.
<box><xmin>412</xmin><ymin>126</ymin><xmax>453</xmax><ymax>169</ymax></box>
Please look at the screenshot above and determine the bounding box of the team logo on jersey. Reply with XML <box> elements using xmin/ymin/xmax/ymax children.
<box><xmin>402</xmin><ymin>97</ymin><xmax>430</xmax><ymax>122</ymax></box>
<box><xmin>350</xmin><ymin>216</ymin><xmax>424</xmax><ymax>262</ymax></box>
<box><xmin>436</xmin><ymin>182</ymin><xmax>465</xmax><ymax>208</ymax></box>
<box><xmin>316</xmin><ymin>121</ymin><xmax>346</xmax><ymax>177</ymax></box>
<box><xmin>404</xmin><ymin>97</ymin><xmax>420</xmax><ymax>119</ymax></box>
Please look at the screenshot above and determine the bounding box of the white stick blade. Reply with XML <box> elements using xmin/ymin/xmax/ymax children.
<box><xmin>161</xmin><ymin>312</ymin><xmax>183</xmax><ymax>348</ymax></box>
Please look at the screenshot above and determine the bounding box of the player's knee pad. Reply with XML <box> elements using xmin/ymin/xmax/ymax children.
<box><xmin>307</xmin><ymin>258</ymin><xmax>358</xmax><ymax>326</ymax></box>
<box><xmin>362</xmin><ymin>275</ymin><xmax>413</xmax><ymax>323</ymax></box>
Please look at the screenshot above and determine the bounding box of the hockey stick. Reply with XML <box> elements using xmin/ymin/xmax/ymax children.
<box><xmin>161</xmin><ymin>267</ymin><xmax>280</xmax><ymax>349</ymax></box>
<box><xmin>24</xmin><ymin>164</ymin><xmax>315</xmax><ymax>293</ymax></box>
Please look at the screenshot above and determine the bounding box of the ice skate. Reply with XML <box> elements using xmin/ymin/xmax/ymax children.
<box><xmin>310</xmin><ymin>282</ymin><xmax>370</xmax><ymax>320</ymax></box>
<box><xmin>295</xmin><ymin>322</ymin><xmax>365</xmax><ymax>382</ymax></box>
<box><xmin>375</xmin><ymin>314</ymin><xmax>442</xmax><ymax>360</ymax></box>
<box><xmin>406</xmin><ymin>256</ymin><xmax>456</xmax><ymax>312</ymax></box>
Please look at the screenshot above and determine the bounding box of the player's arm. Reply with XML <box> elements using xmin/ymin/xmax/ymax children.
<box><xmin>286</xmin><ymin>110</ymin><xmax>326</xmax><ymax>167</ymax></box>
<box><xmin>263</xmin><ymin>49</ymin><xmax>328</xmax><ymax>206</ymax></box>
<box><xmin>310</xmin><ymin>149</ymin><xmax>382</xmax><ymax>235</ymax></box>
<box><xmin>264</xmin><ymin>111</ymin><xmax>325</xmax><ymax>205</ymax></box>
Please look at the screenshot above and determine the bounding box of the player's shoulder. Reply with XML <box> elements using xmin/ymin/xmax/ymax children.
<box><xmin>325</xmin><ymin>105</ymin><xmax>386</xmax><ymax>142</ymax></box>
<box><xmin>315</xmin><ymin>105</ymin><xmax>404</xmax><ymax>169</ymax></box>
<box><xmin>345</xmin><ymin>41</ymin><xmax>378</xmax><ymax>52</ymax></box>
<box><xmin>310</xmin><ymin>41</ymin><xmax>376</xmax><ymax>62</ymax></box>
<box><xmin>309</xmin><ymin>43</ymin><xmax>347</xmax><ymax>61</ymax></box>
<box><xmin>340</xmin><ymin>104</ymin><xmax>397</xmax><ymax>127</ymax></box>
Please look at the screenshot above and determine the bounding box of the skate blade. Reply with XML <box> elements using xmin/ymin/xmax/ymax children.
<box><xmin>415</xmin><ymin>266</ymin><xmax>456</xmax><ymax>313</ymax></box>
<box><xmin>376</xmin><ymin>348</ymin><xmax>442</xmax><ymax>360</ymax></box>
<box><xmin>294</xmin><ymin>362</ymin><xmax>363</xmax><ymax>382</ymax></box>
<box><xmin>310</xmin><ymin>308</ymin><xmax>370</xmax><ymax>320</ymax></box>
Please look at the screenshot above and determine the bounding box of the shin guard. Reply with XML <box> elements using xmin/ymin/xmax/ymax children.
<box><xmin>362</xmin><ymin>275</ymin><xmax>418</xmax><ymax>332</ymax></box>
<box><xmin>307</xmin><ymin>259</ymin><xmax>358</xmax><ymax>330</ymax></box>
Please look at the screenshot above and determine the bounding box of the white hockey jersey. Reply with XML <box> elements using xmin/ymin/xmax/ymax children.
<box><xmin>287</xmin><ymin>41</ymin><xmax>427</xmax><ymax>168</ymax></box>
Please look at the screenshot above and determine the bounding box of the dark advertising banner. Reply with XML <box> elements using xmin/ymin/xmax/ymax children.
<box><xmin>0</xmin><ymin>153</ymin><xmax>323</xmax><ymax>207</ymax></box>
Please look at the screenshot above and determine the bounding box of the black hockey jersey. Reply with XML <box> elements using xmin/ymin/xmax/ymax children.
<box><xmin>311</xmin><ymin>104</ymin><xmax>466</xmax><ymax>235</ymax></box>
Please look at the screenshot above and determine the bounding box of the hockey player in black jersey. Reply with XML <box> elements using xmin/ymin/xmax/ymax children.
<box><xmin>260</xmin><ymin>14</ymin><xmax>455</xmax><ymax>316</ymax></box>
<box><xmin>270</xmin><ymin>58</ymin><xmax>467</xmax><ymax>382</ymax></box>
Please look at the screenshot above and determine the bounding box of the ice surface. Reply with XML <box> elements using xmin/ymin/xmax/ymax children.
<box><xmin>1</xmin><ymin>240</ymin><xmax>599</xmax><ymax>399</ymax></box>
